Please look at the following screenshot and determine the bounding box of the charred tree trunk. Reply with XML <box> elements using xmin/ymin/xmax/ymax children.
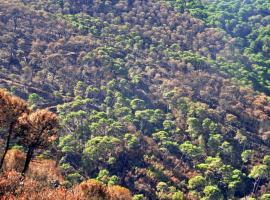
<box><xmin>0</xmin><ymin>122</ymin><xmax>15</xmax><ymax>170</ymax></box>
<box><xmin>22</xmin><ymin>145</ymin><xmax>35</xmax><ymax>174</ymax></box>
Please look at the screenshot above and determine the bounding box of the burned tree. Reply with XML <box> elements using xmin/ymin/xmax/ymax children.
<box><xmin>0</xmin><ymin>89</ymin><xmax>29</xmax><ymax>170</ymax></box>
<box><xmin>18</xmin><ymin>109</ymin><xmax>59</xmax><ymax>174</ymax></box>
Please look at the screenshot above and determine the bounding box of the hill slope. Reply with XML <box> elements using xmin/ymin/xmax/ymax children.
<box><xmin>0</xmin><ymin>0</ymin><xmax>270</xmax><ymax>199</ymax></box>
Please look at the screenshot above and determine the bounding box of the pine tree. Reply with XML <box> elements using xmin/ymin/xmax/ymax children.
<box><xmin>18</xmin><ymin>109</ymin><xmax>59</xmax><ymax>174</ymax></box>
<box><xmin>0</xmin><ymin>89</ymin><xmax>29</xmax><ymax>170</ymax></box>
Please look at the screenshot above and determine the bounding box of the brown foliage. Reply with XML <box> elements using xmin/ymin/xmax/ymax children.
<box><xmin>0</xmin><ymin>90</ymin><xmax>60</xmax><ymax>174</ymax></box>
<box><xmin>2</xmin><ymin>149</ymin><xmax>25</xmax><ymax>172</ymax></box>
<box><xmin>2</xmin><ymin>149</ymin><xmax>63</xmax><ymax>185</ymax></box>
<box><xmin>19</xmin><ymin>109</ymin><xmax>59</xmax><ymax>148</ymax></box>
<box><xmin>27</xmin><ymin>158</ymin><xmax>63</xmax><ymax>183</ymax></box>
<box><xmin>18</xmin><ymin>109</ymin><xmax>59</xmax><ymax>173</ymax></box>
<box><xmin>0</xmin><ymin>89</ymin><xmax>29</xmax><ymax>169</ymax></box>
<box><xmin>0</xmin><ymin>89</ymin><xmax>29</xmax><ymax>125</ymax></box>
<box><xmin>0</xmin><ymin>172</ymin><xmax>133</xmax><ymax>200</ymax></box>
<box><xmin>0</xmin><ymin>1</ymin><xmax>269</xmax><ymax>199</ymax></box>
<box><xmin>107</xmin><ymin>185</ymin><xmax>133</xmax><ymax>200</ymax></box>
<box><xmin>0</xmin><ymin>171</ymin><xmax>23</xmax><ymax>197</ymax></box>
<box><xmin>80</xmin><ymin>179</ymin><xmax>108</xmax><ymax>200</ymax></box>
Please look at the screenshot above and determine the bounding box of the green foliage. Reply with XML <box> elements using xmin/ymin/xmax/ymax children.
<box><xmin>3</xmin><ymin>0</ymin><xmax>270</xmax><ymax>198</ymax></box>
<box><xmin>62</xmin><ymin>180</ymin><xmax>73</xmax><ymax>188</ymax></box>
<box><xmin>27</xmin><ymin>93</ymin><xmax>44</xmax><ymax>109</ymax></box>
<box><xmin>196</xmin><ymin>156</ymin><xmax>247</xmax><ymax>195</ymax></box>
<box><xmin>124</xmin><ymin>133</ymin><xmax>139</xmax><ymax>149</ymax></box>
<box><xmin>227</xmin><ymin>169</ymin><xmax>245</xmax><ymax>192</ymax></box>
<box><xmin>60</xmin><ymin>163</ymin><xmax>72</xmax><ymax>171</ymax></box>
<box><xmin>202</xmin><ymin>118</ymin><xmax>217</xmax><ymax>133</ymax></box>
<box><xmin>263</xmin><ymin>155</ymin><xmax>270</xmax><ymax>166</ymax></box>
<box><xmin>74</xmin><ymin>81</ymin><xmax>87</xmax><ymax>97</ymax></box>
<box><xmin>153</xmin><ymin>131</ymin><xmax>170</xmax><ymax>142</ymax></box>
<box><xmin>66</xmin><ymin>172</ymin><xmax>82</xmax><ymax>184</ymax></box>
<box><xmin>206</xmin><ymin>0</ymin><xmax>270</xmax><ymax>92</ymax></box>
<box><xmin>58</xmin><ymin>135</ymin><xmax>78</xmax><ymax>154</ymax></box>
<box><xmin>166</xmin><ymin>0</ymin><xmax>207</xmax><ymax>19</ymax></box>
<box><xmin>96</xmin><ymin>169</ymin><xmax>119</xmax><ymax>186</ymax></box>
<box><xmin>108</xmin><ymin>175</ymin><xmax>119</xmax><ymax>186</ymax></box>
<box><xmin>203</xmin><ymin>185</ymin><xmax>223</xmax><ymax>200</ymax></box>
<box><xmin>168</xmin><ymin>0</ymin><xmax>270</xmax><ymax>93</ymax></box>
<box><xmin>130</xmin><ymin>99</ymin><xmax>145</xmax><ymax>110</ymax></box>
<box><xmin>188</xmin><ymin>175</ymin><xmax>206</xmax><ymax>191</ymax></box>
<box><xmin>241</xmin><ymin>150</ymin><xmax>254</xmax><ymax>163</ymax></box>
<box><xmin>133</xmin><ymin>194</ymin><xmax>145</xmax><ymax>200</ymax></box>
<box><xmin>135</xmin><ymin>109</ymin><xmax>164</xmax><ymax>133</ymax></box>
<box><xmin>172</xmin><ymin>191</ymin><xmax>184</xmax><ymax>200</ymax></box>
<box><xmin>11</xmin><ymin>145</ymin><xmax>24</xmax><ymax>151</ymax></box>
<box><xmin>186</xmin><ymin>117</ymin><xmax>201</xmax><ymax>138</ymax></box>
<box><xmin>220</xmin><ymin>141</ymin><xmax>233</xmax><ymax>157</ymax></box>
<box><xmin>207</xmin><ymin>134</ymin><xmax>223</xmax><ymax>155</ymax></box>
<box><xmin>96</xmin><ymin>169</ymin><xmax>110</xmax><ymax>184</ymax></box>
<box><xmin>261</xmin><ymin>194</ymin><xmax>270</xmax><ymax>200</ymax></box>
<box><xmin>249</xmin><ymin>164</ymin><xmax>269</xmax><ymax>179</ymax></box>
<box><xmin>156</xmin><ymin>182</ymin><xmax>168</xmax><ymax>192</ymax></box>
<box><xmin>83</xmin><ymin>136</ymin><xmax>121</xmax><ymax>168</ymax></box>
<box><xmin>163</xmin><ymin>120</ymin><xmax>176</xmax><ymax>131</ymax></box>
<box><xmin>179</xmin><ymin>141</ymin><xmax>203</xmax><ymax>159</ymax></box>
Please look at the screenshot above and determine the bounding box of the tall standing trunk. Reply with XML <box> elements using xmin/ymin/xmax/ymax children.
<box><xmin>0</xmin><ymin>122</ymin><xmax>15</xmax><ymax>170</ymax></box>
<box><xmin>22</xmin><ymin>146</ymin><xmax>34</xmax><ymax>174</ymax></box>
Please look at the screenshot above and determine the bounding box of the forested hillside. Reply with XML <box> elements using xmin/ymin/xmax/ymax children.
<box><xmin>168</xmin><ymin>0</ymin><xmax>270</xmax><ymax>94</ymax></box>
<box><xmin>0</xmin><ymin>0</ymin><xmax>270</xmax><ymax>199</ymax></box>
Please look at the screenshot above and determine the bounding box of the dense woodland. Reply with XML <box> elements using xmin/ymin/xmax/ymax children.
<box><xmin>0</xmin><ymin>0</ymin><xmax>270</xmax><ymax>199</ymax></box>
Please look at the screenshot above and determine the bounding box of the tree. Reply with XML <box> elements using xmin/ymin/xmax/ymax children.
<box><xmin>107</xmin><ymin>185</ymin><xmax>133</xmax><ymax>200</ymax></box>
<box><xmin>0</xmin><ymin>89</ymin><xmax>29</xmax><ymax>170</ymax></box>
<box><xmin>156</xmin><ymin>182</ymin><xmax>168</xmax><ymax>193</ymax></box>
<box><xmin>62</xmin><ymin>110</ymin><xmax>89</xmax><ymax>144</ymax></box>
<box><xmin>124</xmin><ymin>133</ymin><xmax>139</xmax><ymax>149</ymax></box>
<box><xmin>153</xmin><ymin>131</ymin><xmax>170</xmax><ymax>143</ymax></box>
<box><xmin>203</xmin><ymin>185</ymin><xmax>223</xmax><ymax>200</ymax></box>
<box><xmin>74</xmin><ymin>81</ymin><xmax>87</xmax><ymax>97</ymax></box>
<box><xmin>18</xmin><ymin>109</ymin><xmax>59</xmax><ymax>173</ymax></box>
<box><xmin>249</xmin><ymin>164</ymin><xmax>269</xmax><ymax>180</ymax></box>
<box><xmin>186</xmin><ymin>117</ymin><xmax>201</xmax><ymax>138</ymax></box>
<box><xmin>188</xmin><ymin>175</ymin><xmax>206</xmax><ymax>192</ymax></box>
<box><xmin>83</xmin><ymin>136</ymin><xmax>122</xmax><ymax>171</ymax></box>
<box><xmin>156</xmin><ymin>182</ymin><xmax>169</xmax><ymax>199</ymax></box>
<box><xmin>249</xmin><ymin>164</ymin><xmax>269</xmax><ymax>194</ymax></box>
<box><xmin>241</xmin><ymin>150</ymin><xmax>254</xmax><ymax>163</ymax></box>
<box><xmin>66</xmin><ymin>172</ymin><xmax>82</xmax><ymax>184</ymax></box>
<box><xmin>96</xmin><ymin>169</ymin><xmax>119</xmax><ymax>185</ymax></box>
<box><xmin>207</xmin><ymin>134</ymin><xmax>223</xmax><ymax>155</ymax></box>
<box><xmin>80</xmin><ymin>179</ymin><xmax>108</xmax><ymax>200</ymax></box>
<box><xmin>202</xmin><ymin>118</ymin><xmax>217</xmax><ymax>133</ymax></box>
<box><xmin>263</xmin><ymin>155</ymin><xmax>270</xmax><ymax>166</ymax></box>
<box><xmin>134</xmin><ymin>109</ymin><xmax>164</xmax><ymax>134</ymax></box>
<box><xmin>108</xmin><ymin>175</ymin><xmax>119</xmax><ymax>186</ymax></box>
<box><xmin>130</xmin><ymin>99</ymin><xmax>145</xmax><ymax>110</ymax></box>
<box><xmin>172</xmin><ymin>191</ymin><xmax>184</xmax><ymax>200</ymax></box>
<box><xmin>58</xmin><ymin>134</ymin><xmax>78</xmax><ymax>154</ymax></box>
<box><xmin>27</xmin><ymin>93</ymin><xmax>44</xmax><ymax>109</ymax></box>
<box><xmin>179</xmin><ymin>141</ymin><xmax>203</xmax><ymax>160</ymax></box>
<box><xmin>163</xmin><ymin>120</ymin><xmax>176</xmax><ymax>132</ymax></box>
<box><xmin>220</xmin><ymin>141</ymin><xmax>233</xmax><ymax>160</ymax></box>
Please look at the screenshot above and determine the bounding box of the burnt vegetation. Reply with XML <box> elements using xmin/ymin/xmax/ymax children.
<box><xmin>0</xmin><ymin>0</ymin><xmax>270</xmax><ymax>199</ymax></box>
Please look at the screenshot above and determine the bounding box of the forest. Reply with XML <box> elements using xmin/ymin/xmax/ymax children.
<box><xmin>0</xmin><ymin>0</ymin><xmax>270</xmax><ymax>199</ymax></box>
